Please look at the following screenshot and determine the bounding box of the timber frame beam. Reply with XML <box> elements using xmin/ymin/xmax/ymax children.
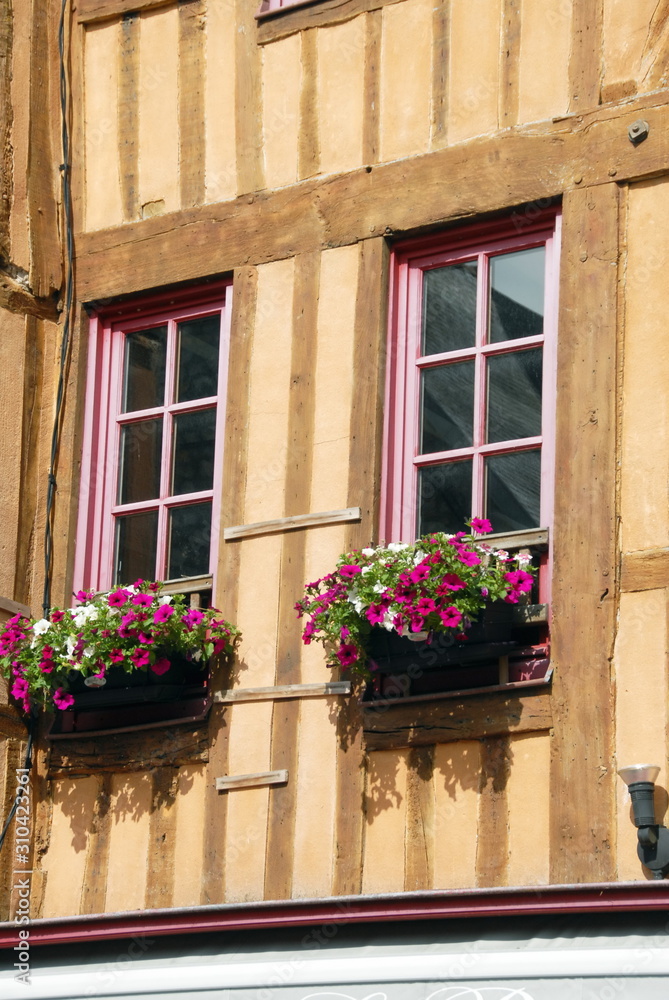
<box><xmin>76</xmin><ymin>89</ymin><xmax>669</xmax><ymax>301</ymax></box>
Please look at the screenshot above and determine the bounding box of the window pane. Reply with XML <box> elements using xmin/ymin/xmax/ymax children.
<box><xmin>485</xmin><ymin>449</ymin><xmax>541</xmax><ymax>531</ymax></box>
<box><xmin>417</xmin><ymin>460</ymin><xmax>472</xmax><ymax>536</ymax></box>
<box><xmin>168</xmin><ymin>503</ymin><xmax>212</xmax><ymax>578</ymax></box>
<box><xmin>118</xmin><ymin>418</ymin><xmax>163</xmax><ymax>504</ymax></box>
<box><xmin>421</xmin><ymin>262</ymin><xmax>477</xmax><ymax>355</ymax></box>
<box><xmin>487</xmin><ymin>348</ymin><xmax>543</xmax><ymax>443</ymax></box>
<box><xmin>114</xmin><ymin>510</ymin><xmax>158</xmax><ymax>585</ymax></box>
<box><xmin>421</xmin><ymin>361</ymin><xmax>475</xmax><ymax>454</ymax></box>
<box><xmin>123</xmin><ymin>327</ymin><xmax>167</xmax><ymax>412</ymax></box>
<box><xmin>176</xmin><ymin>315</ymin><xmax>221</xmax><ymax>402</ymax></box>
<box><xmin>171</xmin><ymin>409</ymin><xmax>216</xmax><ymax>496</ymax></box>
<box><xmin>489</xmin><ymin>247</ymin><xmax>544</xmax><ymax>343</ymax></box>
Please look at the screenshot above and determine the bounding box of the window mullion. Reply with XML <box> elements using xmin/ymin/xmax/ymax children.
<box><xmin>472</xmin><ymin>252</ymin><xmax>489</xmax><ymax>518</ymax></box>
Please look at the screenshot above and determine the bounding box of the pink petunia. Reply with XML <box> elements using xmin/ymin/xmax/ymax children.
<box><xmin>336</xmin><ymin>643</ymin><xmax>359</xmax><ymax>667</ymax></box>
<box><xmin>131</xmin><ymin>593</ymin><xmax>154</xmax><ymax>607</ymax></box>
<box><xmin>182</xmin><ymin>609</ymin><xmax>205</xmax><ymax>629</ymax></box>
<box><xmin>53</xmin><ymin>688</ymin><xmax>75</xmax><ymax>710</ymax></box>
<box><xmin>339</xmin><ymin>564</ymin><xmax>362</xmax><ymax>579</ymax></box>
<box><xmin>50</xmin><ymin>610</ymin><xmax>65</xmax><ymax>623</ymax></box>
<box><xmin>138</xmin><ymin>633</ymin><xmax>154</xmax><ymax>644</ymax></box>
<box><xmin>415</xmin><ymin>597</ymin><xmax>437</xmax><ymax>615</ymax></box>
<box><xmin>504</xmin><ymin>569</ymin><xmax>533</xmax><ymax>593</ymax></box>
<box><xmin>409</xmin><ymin>562</ymin><xmax>431</xmax><ymax>584</ymax></box>
<box><xmin>437</xmin><ymin>573</ymin><xmax>466</xmax><ymax>594</ymax></box>
<box><xmin>153</xmin><ymin>603</ymin><xmax>174</xmax><ymax>624</ymax></box>
<box><xmin>130</xmin><ymin>648</ymin><xmax>150</xmax><ymax>668</ymax></box>
<box><xmin>366</xmin><ymin>604</ymin><xmax>387</xmax><ymax>625</ymax></box>
<box><xmin>11</xmin><ymin>676</ymin><xmax>29</xmax><ymax>700</ymax></box>
<box><xmin>302</xmin><ymin>621</ymin><xmax>316</xmax><ymax>645</ymax></box>
<box><xmin>456</xmin><ymin>549</ymin><xmax>481</xmax><ymax>567</ymax></box>
<box><xmin>439</xmin><ymin>606</ymin><xmax>463</xmax><ymax>628</ymax></box>
<box><xmin>108</xmin><ymin>588</ymin><xmax>131</xmax><ymax>606</ymax></box>
<box><xmin>470</xmin><ymin>517</ymin><xmax>493</xmax><ymax>534</ymax></box>
<box><xmin>150</xmin><ymin>657</ymin><xmax>171</xmax><ymax>675</ymax></box>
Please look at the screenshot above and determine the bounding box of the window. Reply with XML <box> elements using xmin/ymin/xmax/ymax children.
<box><xmin>368</xmin><ymin>213</ymin><xmax>560</xmax><ymax>709</ymax></box>
<box><xmin>74</xmin><ymin>282</ymin><xmax>231</xmax><ymax>596</ymax></box>
<box><xmin>382</xmin><ymin>213</ymin><xmax>560</xmax><ymax>551</ymax></box>
<box><xmin>256</xmin><ymin>0</ymin><xmax>316</xmax><ymax>16</ymax></box>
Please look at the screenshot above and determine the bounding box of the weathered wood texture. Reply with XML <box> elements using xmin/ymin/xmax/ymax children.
<box><xmin>499</xmin><ymin>0</ymin><xmax>521</xmax><ymax>127</ymax></box>
<box><xmin>46</xmin><ymin>724</ymin><xmax>209</xmax><ymax>778</ymax></box>
<box><xmin>264</xmin><ymin>251</ymin><xmax>319</xmax><ymax>900</ymax></box>
<box><xmin>178</xmin><ymin>0</ymin><xmax>206</xmax><ymax>208</ymax></box>
<box><xmin>476</xmin><ymin>736</ymin><xmax>511</xmax><ymax>886</ymax></box>
<box><xmin>215</xmin><ymin>681</ymin><xmax>351</xmax><ymax>703</ymax></box>
<box><xmin>363</xmin><ymin>691</ymin><xmax>553</xmax><ymax>751</ymax></box>
<box><xmin>224</xmin><ymin>507</ymin><xmax>361</xmax><ymax>541</ymax></box>
<box><xmin>77</xmin><ymin>0</ymin><xmax>175</xmax><ymax>22</ymax></box>
<box><xmin>216</xmin><ymin>769</ymin><xmax>288</xmax><ymax>791</ymax></box>
<box><xmin>0</xmin><ymin>0</ymin><xmax>12</xmax><ymax>260</ymax></box>
<box><xmin>549</xmin><ymin>184</ymin><xmax>619</xmax><ymax>883</ymax></box>
<box><xmin>258</xmin><ymin>0</ymin><xmax>404</xmax><ymax>43</ymax></box>
<box><xmin>404</xmin><ymin>745</ymin><xmax>434</xmax><ymax>891</ymax></box>
<box><xmin>75</xmin><ymin>92</ymin><xmax>669</xmax><ymax>301</ymax></box>
<box><xmin>118</xmin><ymin>13</ymin><xmax>140</xmax><ymax>222</ymax></box>
<box><xmin>622</xmin><ymin>548</ymin><xmax>669</xmax><ymax>592</ymax></box>
<box><xmin>569</xmin><ymin>0</ymin><xmax>603</xmax><ymax>111</ymax></box>
<box><xmin>235</xmin><ymin>0</ymin><xmax>263</xmax><ymax>195</ymax></box>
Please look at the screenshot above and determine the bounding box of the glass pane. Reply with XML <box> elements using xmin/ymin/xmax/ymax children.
<box><xmin>489</xmin><ymin>247</ymin><xmax>545</xmax><ymax>343</ymax></box>
<box><xmin>421</xmin><ymin>262</ymin><xmax>478</xmax><ymax>355</ymax></box>
<box><xmin>176</xmin><ymin>315</ymin><xmax>220</xmax><ymax>402</ymax></box>
<box><xmin>417</xmin><ymin>460</ymin><xmax>472</xmax><ymax>536</ymax></box>
<box><xmin>168</xmin><ymin>503</ymin><xmax>212</xmax><ymax>578</ymax></box>
<box><xmin>485</xmin><ymin>450</ymin><xmax>541</xmax><ymax>532</ymax></box>
<box><xmin>421</xmin><ymin>361</ymin><xmax>475</xmax><ymax>454</ymax></box>
<box><xmin>118</xmin><ymin>418</ymin><xmax>163</xmax><ymax>504</ymax></box>
<box><xmin>487</xmin><ymin>348</ymin><xmax>543</xmax><ymax>443</ymax></box>
<box><xmin>171</xmin><ymin>409</ymin><xmax>216</xmax><ymax>496</ymax></box>
<box><xmin>114</xmin><ymin>510</ymin><xmax>158</xmax><ymax>585</ymax></box>
<box><xmin>123</xmin><ymin>327</ymin><xmax>167</xmax><ymax>412</ymax></box>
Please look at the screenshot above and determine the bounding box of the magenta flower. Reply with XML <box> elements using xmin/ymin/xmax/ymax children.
<box><xmin>108</xmin><ymin>589</ymin><xmax>131</xmax><ymax>606</ymax></box>
<box><xmin>182</xmin><ymin>608</ymin><xmax>204</xmax><ymax>629</ymax></box>
<box><xmin>336</xmin><ymin>643</ymin><xmax>359</xmax><ymax>667</ymax></box>
<box><xmin>504</xmin><ymin>590</ymin><xmax>520</xmax><ymax>604</ymax></box>
<box><xmin>416</xmin><ymin>597</ymin><xmax>437</xmax><ymax>615</ymax></box>
<box><xmin>470</xmin><ymin>517</ymin><xmax>492</xmax><ymax>534</ymax></box>
<box><xmin>53</xmin><ymin>688</ymin><xmax>75</xmax><ymax>710</ymax></box>
<box><xmin>409</xmin><ymin>563</ymin><xmax>431</xmax><ymax>584</ymax></box>
<box><xmin>366</xmin><ymin>604</ymin><xmax>387</xmax><ymax>625</ymax></box>
<box><xmin>437</xmin><ymin>573</ymin><xmax>466</xmax><ymax>594</ymax></box>
<box><xmin>138</xmin><ymin>633</ymin><xmax>154</xmax><ymax>644</ymax></box>
<box><xmin>120</xmin><ymin>611</ymin><xmax>138</xmax><ymax>628</ymax></box>
<box><xmin>153</xmin><ymin>603</ymin><xmax>174</xmax><ymax>624</ymax></box>
<box><xmin>11</xmin><ymin>676</ymin><xmax>29</xmax><ymax>700</ymax></box>
<box><xmin>150</xmin><ymin>657</ymin><xmax>171</xmax><ymax>675</ymax></box>
<box><xmin>130</xmin><ymin>648</ymin><xmax>150</xmax><ymax>668</ymax></box>
<box><xmin>339</xmin><ymin>564</ymin><xmax>362</xmax><ymax>579</ymax></box>
<box><xmin>50</xmin><ymin>610</ymin><xmax>65</xmax><ymax>623</ymax></box>
<box><xmin>131</xmin><ymin>593</ymin><xmax>154</xmax><ymax>607</ymax></box>
<box><xmin>456</xmin><ymin>549</ymin><xmax>481</xmax><ymax>567</ymax></box>
<box><xmin>302</xmin><ymin>621</ymin><xmax>316</xmax><ymax>645</ymax></box>
<box><xmin>504</xmin><ymin>569</ymin><xmax>533</xmax><ymax>593</ymax></box>
<box><xmin>439</xmin><ymin>606</ymin><xmax>463</xmax><ymax>628</ymax></box>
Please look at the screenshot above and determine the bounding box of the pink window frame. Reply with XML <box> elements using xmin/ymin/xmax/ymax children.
<box><xmin>380</xmin><ymin>212</ymin><xmax>561</xmax><ymax>592</ymax></box>
<box><xmin>73</xmin><ymin>281</ymin><xmax>232</xmax><ymax>594</ymax></box>
<box><xmin>256</xmin><ymin>0</ymin><xmax>318</xmax><ymax>17</ymax></box>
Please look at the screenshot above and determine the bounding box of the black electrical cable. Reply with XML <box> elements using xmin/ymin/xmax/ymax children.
<box><xmin>0</xmin><ymin>715</ymin><xmax>36</xmax><ymax>854</ymax></box>
<box><xmin>42</xmin><ymin>0</ymin><xmax>75</xmax><ymax>619</ymax></box>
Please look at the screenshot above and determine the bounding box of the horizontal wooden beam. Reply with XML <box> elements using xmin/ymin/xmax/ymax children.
<box><xmin>215</xmin><ymin>769</ymin><xmax>288</xmax><ymax>792</ymax></box>
<box><xmin>621</xmin><ymin>547</ymin><xmax>669</xmax><ymax>592</ymax></box>
<box><xmin>76</xmin><ymin>0</ymin><xmax>174</xmax><ymax>23</ymax></box>
<box><xmin>363</xmin><ymin>688</ymin><xmax>552</xmax><ymax>750</ymax></box>
<box><xmin>224</xmin><ymin>507</ymin><xmax>361</xmax><ymax>541</ymax></box>
<box><xmin>159</xmin><ymin>575</ymin><xmax>213</xmax><ymax>595</ymax></box>
<box><xmin>76</xmin><ymin>90</ymin><xmax>669</xmax><ymax>302</ymax></box>
<box><xmin>214</xmin><ymin>681</ymin><xmax>351</xmax><ymax>703</ymax></box>
<box><xmin>486</xmin><ymin>527</ymin><xmax>549</xmax><ymax>550</ymax></box>
<box><xmin>0</xmin><ymin>595</ymin><xmax>31</xmax><ymax>618</ymax></box>
<box><xmin>257</xmin><ymin>0</ymin><xmax>403</xmax><ymax>44</ymax></box>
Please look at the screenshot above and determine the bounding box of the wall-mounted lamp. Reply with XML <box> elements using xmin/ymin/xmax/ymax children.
<box><xmin>618</xmin><ymin>764</ymin><xmax>669</xmax><ymax>879</ymax></box>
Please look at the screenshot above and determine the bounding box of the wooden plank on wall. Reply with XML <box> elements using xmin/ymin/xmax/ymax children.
<box><xmin>216</xmin><ymin>769</ymin><xmax>288</xmax><ymax>791</ymax></box>
<box><xmin>27</xmin><ymin>0</ymin><xmax>61</xmax><ymax>297</ymax></box>
<box><xmin>178</xmin><ymin>0</ymin><xmax>206</xmax><ymax>209</ymax></box>
<box><xmin>75</xmin><ymin>92</ymin><xmax>669</xmax><ymax>302</ymax></box>
<box><xmin>215</xmin><ymin>681</ymin><xmax>351</xmax><ymax>703</ymax></box>
<box><xmin>77</xmin><ymin>0</ymin><xmax>174</xmax><ymax>22</ymax></box>
<box><xmin>621</xmin><ymin>548</ymin><xmax>669</xmax><ymax>592</ymax></box>
<box><xmin>264</xmin><ymin>250</ymin><xmax>319</xmax><ymax>901</ymax></box>
<box><xmin>145</xmin><ymin>768</ymin><xmax>177</xmax><ymax>909</ymax></box>
<box><xmin>80</xmin><ymin>774</ymin><xmax>112</xmax><ymax>914</ymax></box>
<box><xmin>298</xmin><ymin>30</ymin><xmax>319</xmax><ymax>180</ymax></box>
<box><xmin>118</xmin><ymin>13</ymin><xmax>140</xmax><ymax>222</ymax></box>
<box><xmin>499</xmin><ymin>0</ymin><xmax>521</xmax><ymax>127</ymax></box>
<box><xmin>404</xmin><ymin>745</ymin><xmax>435</xmax><ymax>891</ymax></box>
<box><xmin>476</xmin><ymin>736</ymin><xmax>511</xmax><ymax>886</ymax></box>
<box><xmin>568</xmin><ymin>0</ymin><xmax>602</xmax><ymax>112</ymax></box>
<box><xmin>224</xmin><ymin>507</ymin><xmax>361</xmax><ymax>541</ymax></box>
<box><xmin>549</xmin><ymin>184</ymin><xmax>618</xmax><ymax>883</ymax></box>
<box><xmin>430</xmin><ymin>0</ymin><xmax>449</xmax><ymax>149</ymax></box>
<box><xmin>0</xmin><ymin>0</ymin><xmax>12</xmax><ymax>260</ymax></box>
<box><xmin>235</xmin><ymin>0</ymin><xmax>263</xmax><ymax>195</ymax></box>
<box><xmin>258</xmin><ymin>0</ymin><xmax>404</xmax><ymax>44</ymax></box>
<box><xmin>47</xmin><ymin>724</ymin><xmax>209</xmax><ymax>778</ymax></box>
<box><xmin>362</xmin><ymin>10</ymin><xmax>381</xmax><ymax>164</ymax></box>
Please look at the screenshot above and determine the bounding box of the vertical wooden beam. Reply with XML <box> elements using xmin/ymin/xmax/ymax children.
<box><xmin>404</xmin><ymin>746</ymin><xmax>435</xmax><ymax>891</ymax></box>
<box><xmin>118</xmin><ymin>13</ymin><xmax>140</xmax><ymax>222</ymax></box>
<box><xmin>332</xmin><ymin>238</ymin><xmax>387</xmax><ymax>896</ymax></box>
<box><xmin>27</xmin><ymin>0</ymin><xmax>61</xmax><ymax>297</ymax></box>
<box><xmin>0</xmin><ymin>0</ymin><xmax>12</xmax><ymax>261</ymax></box>
<box><xmin>80</xmin><ymin>774</ymin><xmax>112</xmax><ymax>915</ymax></box>
<box><xmin>202</xmin><ymin>267</ymin><xmax>257</xmax><ymax>905</ymax></box>
<box><xmin>549</xmin><ymin>184</ymin><xmax>618</xmax><ymax>883</ymax></box>
<box><xmin>430</xmin><ymin>0</ymin><xmax>449</xmax><ymax>150</ymax></box>
<box><xmin>499</xmin><ymin>0</ymin><xmax>521</xmax><ymax>127</ymax></box>
<box><xmin>235</xmin><ymin>0</ymin><xmax>263</xmax><ymax>195</ymax></box>
<box><xmin>298</xmin><ymin>30</ymin><xmax>319</xmax><ymax>181</ymax></box>
<box><xmin>264</xmin><ymin>251</ymin><xmax>320</xmax><ymax>901</ymax></box>
<box><xmin>179</xmin><ymin>0</ymin><xmax>206</xmax><ymax>209</ymax></box>
<box><xmin>568</xmin><ymin>0</ymin><xmax>602</xmax><ymax>112</ymax></box>
<box><xmin>145</xmin><ymin>768</ymin><xmax>177</xmax><ymax>909</ymax></box>
<box><xmin>476</xmin><ymin>736</ymin><xmax>510</xmax><ymax>886</ymax></box>
<box><xmin>362</xmin><ymin>10</ymin><xmax>381</xmax><ymax>165</ymax></box>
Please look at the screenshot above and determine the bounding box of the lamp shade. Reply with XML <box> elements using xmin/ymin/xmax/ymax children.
<box><xmin>617</xmin><ymin>764</ymin><xmax>661</xmax><ymax>786</ymax></box>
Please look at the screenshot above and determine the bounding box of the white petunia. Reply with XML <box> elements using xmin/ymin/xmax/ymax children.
<box><xmin>159</xmin><ymin>595</ymin><xmax>173</xmax><ymax>605</ymax></box>
<box><xmin>362</xmin><ymin>548</ymin><xmax>376</xmax><ymax>557</ymax></box>
<box><xmin>32</xmin><ymin>619</ymin><xmax>51</xmax><ymax>635</ymax></box>
<box><xmin>83</xmin><ymin>646</ymin><xmax>95</xmax><ymax>659</ymax></box>
<box><xmin>66</xmin><ymin>636</ymin><xmax>77</xmax><ymax>656</ymax></box>
<box><xmin>372</xmin><ymin>583</ymin><xmax>387</xmax><ymax>594</ymax></box>
<box><xmin>387</xmin><ymin>542</ymin><xmax>408</xmax><ymax>552</ymax></box>
<box><xmin>361</xmin><ymin>565</ymin><xmax>373</xmax><ymax>575</ymax></box>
